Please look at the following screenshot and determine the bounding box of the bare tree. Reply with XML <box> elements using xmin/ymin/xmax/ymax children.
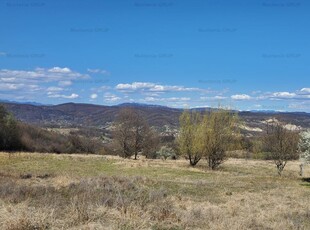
<box><xmin>263</xmin><ymin>122</ymin><xmax>299</xmax><ymax>176</ymax></box>
<box><xmin>113</xmin><ymin>108</ymin><xmax>135</xmax><ymax>158</ymax></box>
<box><xmin>131</xmin><ymin>113</ymin><xmax>151</xmax><ymax>160</ymax></box>
<box><xmin>143</xmin><ymin>129</ymin><xmax>160</xmax><ymax>159</ymax></box>
<box><xmin>114</xmin><ymin>108</ymin><xmax>157</xmax><ymax>159</ymax></box>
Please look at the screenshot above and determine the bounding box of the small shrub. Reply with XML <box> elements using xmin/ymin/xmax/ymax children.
<box><xmin>20</xmin><ymin>173</ymin><xmax>32</xmax><ymax>179</ymax></box>
<box><xmin>5</xmin><ymin>215</ymin><xmax>48</xmax><ymax>230</ymax></box>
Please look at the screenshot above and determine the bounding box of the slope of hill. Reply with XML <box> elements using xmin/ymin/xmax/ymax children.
<box><xmin>2</xmin><ymin>102</ymin><xmax>310</xmax><ymax>133</ymax></box>
<box><xmin>2</xmin><ymin>102</ymin><xmax>181</xmax><ymax>128</ymax></box>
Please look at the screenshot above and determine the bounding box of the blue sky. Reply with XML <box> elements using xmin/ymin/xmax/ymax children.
<box><xmin>0</xmin><ymin>0</ymin><xmax>310</xmax><ymax>111</ymax></box>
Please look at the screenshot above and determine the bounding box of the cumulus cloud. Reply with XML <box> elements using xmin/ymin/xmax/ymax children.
<box><xmin>300</xmin><ymin>88</ymin><xmax>310</xmax><ymax>94</ymax></box>
<box><xmin>271</xmin><ymin>92</ymin><xmax>296</xmax><ymax>99</ymax></box>
<box><xmin>48</xmin><ymin>67</ymin><xmax>72</xmax><ymax>73</ymax></box>
<box><xmin>144</xmin><ymin>97</ymin><xmax>191</xmax><ymax>102</ymax></box>
<box><xmin>0</xmin><ymin>67</ymin><xmax>89</xmax><ymax>85</ymax></box>
<box><xmin>116</xmin><ymin>82</ymin><xmax>201</xmax><ymax>93</ymax></box>
<box><xmin>231</xmin><ymin>94</ymin><xmax>251</xmax><ymax>100</ymax></box>
<box><xmin>0</xmin><ymin>83</ymin><xmax>22</xmax><ymax>91</ymax></box>
<box><xmin>104</xmin><ymin>93</ymin><xmax>121</xmax><ymax>102</ymax></box>
<box><xmin>48</xmin><ymin>93</ymin><xmax>79</xmax><ymax>99</ymax></box>
<box><xmin>90</xmin><ymin>93</ymin><xmax>98</xmax><ymax>99</ymax></box>
<box><xmin>0</xmin><ymin>67</ymin><xmax>91</xmax><ymax>100</ymax></box>
<box><xmin>260</xmin><ymin>89</ymin><xmax>310</xmax><ymax>100</ymax></box>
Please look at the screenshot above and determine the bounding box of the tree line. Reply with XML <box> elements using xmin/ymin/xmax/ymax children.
<box><xmin>113</xmin><ymin>107</ymin><xmax>310</xmax><ymax>176</ymax></box>
<box><xmin>1</xmin><ymin>104</ymin><xmax>310</xmax><ymax>176</ymax></box>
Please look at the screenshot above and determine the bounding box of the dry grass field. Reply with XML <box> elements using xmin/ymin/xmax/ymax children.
<box><xmin>0</xmin><ymin>152</ymin><xmax>309</xmax><ymax>230</ymax></box>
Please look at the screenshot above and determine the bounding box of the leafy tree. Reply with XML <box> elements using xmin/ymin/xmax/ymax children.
<box><xmin>298</xmin><ymin>130</ymin><xmax>310</xmax><ymax>176</ymax></box>
<box><xmin>0</xmin><ymin>105</ymin><xmax>22</xmax><ymax>151</ymax></box>
<box><xmin>263</xmin><ymin>122</ymin><xmax>300</xmax><ymax>176</ymax></box>
<box><xmin>178</xmin><ymin>110</ymin><xmax>202</xmax><ymax>166</ymax></box>
<box><xmin>199</xmin><ymin>110</ymin><xmax>239</xmax><ymax>169</ymax></box>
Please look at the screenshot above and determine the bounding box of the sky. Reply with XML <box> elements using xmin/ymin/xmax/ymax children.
<box><xmin>0</xmin><ymin>0</ymin><xmax>310</xmax><ymax>111</ymax></box>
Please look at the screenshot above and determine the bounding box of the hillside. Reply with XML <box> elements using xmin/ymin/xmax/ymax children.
<box><xmin>1</xmin><ymin>102</ymin><xmax>181</xmax><ymax>128</ymax></box>
<box><xmin>2</xmin><ymin>102</ymin><xmax>310</xmax><ymax>134</ymax></box>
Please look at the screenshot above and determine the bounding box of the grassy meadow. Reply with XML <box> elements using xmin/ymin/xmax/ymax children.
<box><xmin>0</xmin><ymin>152</ymin><xmax>309</xmax><ymax>230</ymax></box>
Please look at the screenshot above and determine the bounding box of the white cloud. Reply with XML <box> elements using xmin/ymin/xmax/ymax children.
<box><xmin>47</xmin><ymin>87</ymin><xmax>63</xmax><ymax>92</ymax></box>
<box><xmin>116</xmin><ymin>82</ymin><xmax>201</xmax><ymax>93</ymax></box>
<box><xmin>58</xmin><ymin>80</ymin><xmax>72</xmax><ymax>86</ymax></box>
<box><xmin>144</xmin><ymin>97</ymin><xmax>157</xmax><ymax>102</ymax></box>
<box><xmin>168</xmin><ymin>97</ymin><xmax>191</xmax><ymax>102</ymax></box>
<box><xmin>0</xmin><ymin>83</ymin><xmax>21</xmax><ymax>90</ymax></box>
<box><xmin>200</xmin><ymin>96</ymin><xmax>227</xmax><ymax>100</ymax></box>
<box><xmin>48</xmin><ymin>93</ymin><xmax>79</xmax><ymax>99</ymax></box>
<box><xmin>0</xmin><ymin>77</ymin><xmax>16</xmax><ymax>82</ymax></box>
<box><xmin>300</xmin><ymin>88</ymin><xmax>310</xmax><ymax>94</ymax></box>
<box><xmin>90</xmin><ymin>93</ymin><xmax>98</xmax><ymax>99</ymax></box>
<box><xmin>271</xmin><ymin>92</ymin><xmax>296</xmax><ymax>99</ymax></box>
<box><xmin>0</xmin><ymin>83</ymin><xmax>40</xmax><ymax>91</ymax></box>
<box><xmin>144</xmin><ymin>97</ymin><xmax>190</xmax><ymax>102</ymax></box>
<box><xmin>0</xmin><ymin>67</ymin><xmax>89</xmax><ymax>85</ymax></box>
<box><xmin>214</xmin><ymin>96</ymin><xmax>227</xmax><ymax>99</ymax></box>
<box><xmin>0</xmin><ymin>67</ymin><xmax>90</xmax><ymax>101</ymax></box>
<box><xmin>87</xmin><ymin>68</ymin><xmax>110</xmax><ymax>75</ymax></box>
<box><xmin>255</xmin><ymin>89</ymin><xmax>310</xmax><ymax>101</ymax></box>
<box><xmin>104</xmin><ymin>93</ymin><xmax>121</xmax><ymax>102</ymax></box>
<box><xmin>231</xmin><ymin>94</ymin><xmax>251</xmax><ymax>100</ymax></box>
<box><xmin>48</xmin><ymin>67</ymin><xmax>72</xmax><ymax>73</ymax></box>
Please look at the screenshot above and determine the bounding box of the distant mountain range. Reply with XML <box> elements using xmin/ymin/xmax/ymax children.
<box><xmin>1</xmin><ymin>102</ymin><xmax>310</xmax><ymax>134</ymax></box>
<box><xmin>0</xmin><ymin>99</ymin><xmax>46</xmax><ymax>106</ymax></box>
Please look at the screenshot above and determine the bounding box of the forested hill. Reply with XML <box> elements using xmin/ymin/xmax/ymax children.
<box><xmin>2</xmin><ymin>102</ymin><xmax>310</xmax><ymax>132</ymax></box>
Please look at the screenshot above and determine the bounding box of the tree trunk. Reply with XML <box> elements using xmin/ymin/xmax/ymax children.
<box><xmin>190</xmin><ymin>159</ymin><xmax>197</xmax><ymax>166</ymax></box>
<box><xmin>276</xmin><ymin>163</ymin><xmax>285</xmax><ymax>176</ymax></box>
<box><xmin>300</xmin><ymin>163</ymin><xmax>304</xmax><ymax>177</ymax></box>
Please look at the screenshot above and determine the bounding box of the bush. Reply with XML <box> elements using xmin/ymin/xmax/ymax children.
<box><xmin>19</xmin><ymin>123</ymin><xmax>103</xmax><ymax>154</ymax></box>
<box><xmin>157</xmin><ymin>146</ymin><xmax>176</xmax><ymax>160</ymax></box>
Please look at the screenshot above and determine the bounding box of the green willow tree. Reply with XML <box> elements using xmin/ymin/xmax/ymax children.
<box><xmin>178</xmin><ymin>109</ymin><xmax>239</xmax><ymax>169</ymax></box>
<box><xmin>199</xmin><ymin>110</ymin><xmax>239</xmax><ymax>169</ymax></box>
<box><xmin>178</xmin><ymin>110</ymin><xmax>202</xmax><ymax>166</ymax></box>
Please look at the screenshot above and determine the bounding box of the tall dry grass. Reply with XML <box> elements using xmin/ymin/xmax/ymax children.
<box><xmin>0</xmin><ymin>153</ymin><xmax>309</xmax><ymax>229</ymax></box>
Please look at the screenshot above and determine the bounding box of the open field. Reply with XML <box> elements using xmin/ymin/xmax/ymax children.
<box><xmin>0</xmin><ymin>152</ymin><xmax>309</xmax><ymax>230</ymax></box>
